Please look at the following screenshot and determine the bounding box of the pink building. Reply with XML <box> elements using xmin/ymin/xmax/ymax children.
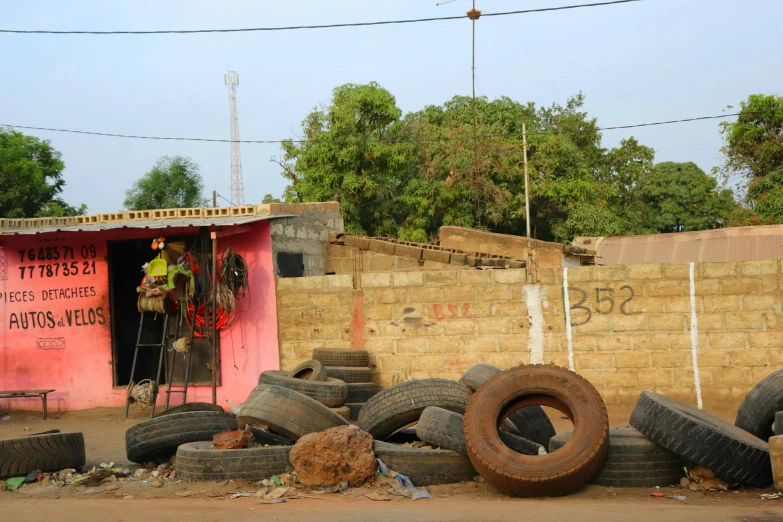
<box><xmin>0</xmin><ymin>203</ymin><xmax>342</xmax><ymax>413</ymax></box>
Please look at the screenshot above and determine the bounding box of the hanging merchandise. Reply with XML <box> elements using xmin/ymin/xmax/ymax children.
<box><xmin>137</xmin><ymin>294</ymin><xmax>167</xmax><ymax>314</ymax></box>
<box><xmin>220</xmin><ymin>246</ymin><xmax>250</xmax><ymax>310</ymax></box>
<box><xmin>185</xmin><ymin>301</ymin><xmax>229</xmax><ymax>338</ymax></box>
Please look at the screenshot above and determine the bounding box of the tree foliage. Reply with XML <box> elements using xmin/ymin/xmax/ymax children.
<box><xmin>719</xmin><ymin>94</ymin><xmax>783</xmax><ymax>224</ymax></box>
<box><xmin>281</xmin><ymin>83</ymin><xmax>736</xmax><ymax>243</ymax></box>
<box><xmin>634</xmin><ymin>162</ymin><xmax>736</xmax><ymax>233</ymax></box>
<box><xmin>124</xmin><ymin>156</ymin><xmax>205</xmax><ymax>210</ymax></box>
<box><xmin>0</xmin><ymin>128</ymin><xmax>85</xmax><ymax>218</ymax></box>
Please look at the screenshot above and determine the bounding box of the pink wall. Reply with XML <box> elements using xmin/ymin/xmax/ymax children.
<box><xmin>0</xmin><ymin>221</ymin><xmax>279</xmax><ymax>413</ymax></box>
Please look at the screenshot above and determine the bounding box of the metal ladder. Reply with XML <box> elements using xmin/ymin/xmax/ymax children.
<box><xmin>163</xmin><ymin>314</ymin><xmax>195</xmax><ymax>412</ymax></box>
<box><xmin>125</xmin><ymin>312</ymin><xmax>169</xmax><ymax>419</ymax></box>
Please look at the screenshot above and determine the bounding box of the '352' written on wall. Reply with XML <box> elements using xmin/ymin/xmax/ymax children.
<box><xmin>3</xmin><ymin>242</ymin><xmax>107</xmax><ymax>331</ymax></box>
<box><xmin>563</xmin><ymin>285</ymin><xmax>638</xmax><ymax>326</ymax></box>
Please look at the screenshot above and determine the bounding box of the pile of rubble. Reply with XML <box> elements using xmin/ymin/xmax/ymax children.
<box><xmin>2</xmin><ymin>354</ymin><xmax>782</xmax><ymax>498</ymax></box>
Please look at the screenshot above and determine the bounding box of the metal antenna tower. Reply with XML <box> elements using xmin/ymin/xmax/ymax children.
<box><xmin>224</xmin><ymin>71</ymin><xmax>244</xmax><ymax>206</ymax></box>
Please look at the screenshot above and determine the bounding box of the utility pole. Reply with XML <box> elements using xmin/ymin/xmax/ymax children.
<box><xmin>212</xmin><ymin>190</ymin><xmax>217</xmax><ymax>208</ymax></box>
<box><xmin>224</xmin><ymin>71</ymin><xmax>244</xmax><ymax>206</ymax></box>
<box><xmin>522</xmin><ymin>122</ymin><xmax>533</xmax><ymax>283</ymax></box>
<box><xmin>468</xmin><ymin>2</ymin><xmax>481</xmax><ymax>227</ymax></box>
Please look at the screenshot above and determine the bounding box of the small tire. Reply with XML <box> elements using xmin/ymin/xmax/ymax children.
<box><xmin>358</xmin><ymin>379</ymin><xmax>473</xmax><ymax>440</ymax></box>
<box><xmin>125</xmin><ymin>411</ymin><xmax>238</xmax><ymax>464</ymax></box>
<box><xmin>345</xmin><ymin>403</ymin><xmax>365</xmax><ymax>421</ymax></box>
<box><xmin>373</xmin><ymin>441</ymin><xmax>475</xmax><ymax>486</ymax></box>
<box><xmin>0</xmin><ymin>433</ymin><xmax>86</xmax><ymax>479</ymax></box>
<box><xmin>459</xmin><ymin>363</ymin><xmax>555</xmax><ymax>447</ymax></box>
<box><xmin>550</xmin><ymin>428</ymin><xmax>685</xmax><ymax>487</ymax></box>
<box><xmin>176</xmin><ymin>442</ymin><xmax>291</xmax><ymax>481</ymax></box>
<box><xmin>237</xmin><ymin>384</ymin><xmax>349</xmax><ymax>441</ymax></box>
<box><xmin>259</xmin><ymin>370</ymin><xmax>347</xmax><ymax>407</ymax></box>
<box><xmin>775</xmin><ymin>411</ymin><xmax>783</xmax><ymax>436</ymax></box>
<box><xmin>417</xmin><ymin>407</ymin><xmax>543</xmax><ymax>456</ymax></box>
<box><xmin>346</xmin><ymin>382</ymin><xmax>380</xmax><ymax>403</ymax></box>
<box><xmin>630</xmin><ymin>391</ymin><xmax>772</xmax><ymax>487</ymax></box>
<box><xmin>735</xmin><ymin>369</ymin><xmax>783</xmax><ymax>442</ymax></box>
<box><xmin>330</xmin><ymin>405</ymin><xmax>351</xmax><ymax>419</ymax></box>
<box><xmin>156</xmin><ymin>402</ymin><xmax>225</xmax><ymax>417</ymax></box>
<box><xmin>325</xmin><ymin>366</ymin><xmax>373</xmax><ymax>383</ymax></box>
<box><xmin>464</xmin><ymin>365</ymin><xmax>609</xmax><ymax>497</ymax></box>
<box><xmin>288</xmin><ymin>360</ymin><xmax>327</xmax><ymax>381</ymax></box>
<box><xmin>313</xmin><ymin>348</ymin><xmax>369</xmax><ymax>368</ymax></box>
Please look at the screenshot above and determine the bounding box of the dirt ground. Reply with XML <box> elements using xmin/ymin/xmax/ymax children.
<box><xmin>2</xmin><ymin>404</ymin><xmax>781</xmax><ymax>522</ymax></box>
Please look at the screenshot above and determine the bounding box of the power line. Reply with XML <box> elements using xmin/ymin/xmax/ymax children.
<box><xmin>0</xmin><ymin>112</ymin><xmax>752</xmax><ymax>145</ymax></box>
<box><xmin>0</xmin><ymin>1</ymin><xmax>640</xmax><ymax>35</ymax></box>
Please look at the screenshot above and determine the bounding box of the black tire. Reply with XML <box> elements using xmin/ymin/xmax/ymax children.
<box><xmin>313</xmin><ymin>348</ymin><xmax>369</xmax><ymax>368</ymax></box>
<box><xmin>345</xmin><ymin>403</ymin><xmax>365</xmax><ymax>421</ymax></box>
<box><xmin>125</xmin><ymin>411</ymin><xmax>237</xmax><ymax>464</ymax></box>
<box><xmin>156</xmin><ymin>402</ymin><xmax>225</xmax><ymax>417</ymax></box>
<box><xmin>244</xmin><ymin>426</ymin><xmax>293</xmax><ymax>446</ymax></box>
<box><xmin>459</xmin><ymin>363</ymin><xmax>555</xmax><ymax>447</ymax></box>
<box><xmin>259</xmin><ymin>370</ymin><xmax>347</xmax><ymax>407</ymax></box>
<box><xmin>373</xmin><ymin>441</ymin><xmax>475</xmax><ymax>486</ymax></box>
<box><xmin>358</xmin><ymin>379</ymin><xmax>473</xmax><ymax>440</ymax></box>
<box><xmin>346</xmin><ymin>382</ymin><xmax>380</xmax><ymax>403</ymax></box>
<box><xmin>237</xmin><ymin>384</ymin><xmax>349</xmax><ymax>441</ymax></box>
<box><xmin>288</xmin><ymin>360</ymin><xmax>327</xmax><ymax>381</ymax></box>
<box><xmin>176</xmin><ymin>442</ymin><xmax>291</xmax><ymax>481</ymax></box>
<box><xmin>775</xmin><ymin>411</ymin><xmax>783</xmax><ymax>436</ymax></box>
<box><xmin>325</xmin><ymin>366</ymin><xmax>373</xmax><ymax>383</ymax></box>
<box><xmin>550</xmin><ymin>428</ymin><xmax>685</xmax><ymax>487</ymax></box>
<box><xmin>0</xmin><ymin>433</ymin><xmax>85</xmax><ymax>479</ymax></box>
<box><xmin>630</xmin><ymin>391</ymin><xmax>772</xmax><ymax>487</ymax></box>
<box><xmin>418</xmin><ymin>407</ymin><xmax>543</xmax><ymax>456</ymax></box>
<box><xmin>735</xmin><ymin>370</ymin><xmax>783</xmax><ymax>442</ymax></box>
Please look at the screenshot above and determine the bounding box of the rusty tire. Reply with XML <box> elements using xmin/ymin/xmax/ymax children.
<box><xmin>464</xmin><ymin>365</ymin><xmax>609</xmax><ymax>497</ymax></box>
<box><xmin>287</xmin><ymin>360</ymin><xmax>327</xmax><ymax>381</ymax></box>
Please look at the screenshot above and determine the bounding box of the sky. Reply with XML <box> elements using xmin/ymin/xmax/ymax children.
<box><xmin>1</xmin><ymin>0</ymin><xmax>781</xmax><ymax>214</ymax></box>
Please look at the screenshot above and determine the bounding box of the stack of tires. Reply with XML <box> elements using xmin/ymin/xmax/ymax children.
<box><xmin>312</xmin><ymin>348</ymin><xmax>379</xmax><ymax>421</ymax></box>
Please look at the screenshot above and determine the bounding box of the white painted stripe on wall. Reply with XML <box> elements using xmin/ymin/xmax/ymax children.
<box><xmin>562</xmin><ymin>267</ymin><xmax>575</xmax><ymax>371</ymax></box>
<box><xmin>525</xmin><ymin>284</ymin><xmax>545</xmax><ymax>365</ymax></box>
<box><xmin>689</xmin><ymin>262</ymin><xmax>704</xmax><ymax>409</ymax></box>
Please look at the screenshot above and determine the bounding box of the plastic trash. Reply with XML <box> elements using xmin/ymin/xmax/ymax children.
<box><xmin>0</xmin><ymin>416</ymin><xmax>9</xmax><ymax>421</ymax></box>
<box><xmin>376</xmin><ymin>458</ymin><xmax>390</xmax><ymax>477</ymax></box>
<box><xmin>5</xmin><ymin>477</ymin><xmax>25</xmax><ymax>490</ymax></box>
<box><xmin>394</xmin><ymin>473</ymin><xmax>417</xmax><ymax>494</ymax></box>
<box><xmin>412</xmin><ymin>490</ymin><xmax>432</xmax><ymax>500</ymax></box>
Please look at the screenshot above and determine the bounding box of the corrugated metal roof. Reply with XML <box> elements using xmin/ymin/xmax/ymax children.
<box><xmin>0</xmin><ymin>214</ymin><xmax>297</xmax><ymax>236</ymax></box>
<box><xmin>573</xmin><ymin>225</ymin><xmax>783</xmax><ymax>265</ymax></box>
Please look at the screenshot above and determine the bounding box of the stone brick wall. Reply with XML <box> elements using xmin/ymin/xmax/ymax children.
<box><xmin>325</xmin><ymin>244</ymin><xmax>464</xmax><ymax>274</ymax></box>
<box><xmin>275</xmin><ymin>259</ymin><xmax>783</xmax><ymax>407</ymax></box>
<box><xmin>269</xmin><ymin>202</ymin><xmax>344</xmax><ymax>277</ymax></box>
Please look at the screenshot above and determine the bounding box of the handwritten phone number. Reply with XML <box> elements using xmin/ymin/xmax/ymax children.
<box><xmin>18</xmin><ymin>261</ymin><xmax>98</xmax><ymax>280</ymax></box>
<box><xmin>18</xmin><ymin>245</ymin><xmax>97</xmax><ymax>263</ymax></box>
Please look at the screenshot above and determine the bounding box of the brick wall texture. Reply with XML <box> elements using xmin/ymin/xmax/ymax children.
<box><xmin>275</xmin><ymin>259</ymin><xmax>783</xmax><ymax>407</ymax></box>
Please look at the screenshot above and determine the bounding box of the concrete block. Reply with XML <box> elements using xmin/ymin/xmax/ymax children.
<box><xmin>741</xmin><ymin>295</ymin><xmax>777</xmax><ymax>311</ymax></box>
<box><xmin>394</xmin><ymin>244</ymin><xmax>423</xmax><ymax>260</ymax></box>
<box><xmin>442</xmin><ymin>285</ymin><xmax>475</xmax><ymax>302</ymax></box>
<box><xmin>648</xmin><ymin>314</ymin><xmax>687</xmax><ymax>332</ymax></box>
<box><xmin>450</xmin><ymin>253</ymin><xmax>468</xmax><ymax>266</ymax></box>
<box><xmin>662</xmin><ymin>263</ymin><xmax>690</xmax><ymax>279</ymax></box>
<box><xmin>492</xmin><ymin>270</ymin><xmax>526</xmax><ymax>284</ymax></box>
<box><xmin>324</xmin><ymin>275</ymin><xmax>354</xmax><ymax>289</ymax></box>
<box><xmin>740</xmin><ymin>260</ymin><xmax>777</xmax><ymax>276</ymax></box>
<box><xmin>361</xmin><ymin>273</ymin><xmax>392</xmax><ymax>288</ymax></box>
<box><xmin>422</xmin><ymin>249</ymin><xmax>451</xmax><ymax>264</ymax></box>
<box><xmin>644</xmin><ymin>281</ymin><xmax>685</xmax><ymax>297</ymax></box>
<box><xmin>721</xmin><ymin>278</ymin><xmax>760</xmax><ymax>295</ymax></box>
<box><xmin>612</xmin><ymin>314</ymin><xmax>648</xmax><ymax>332</ymax></box>
<box><xmin>700</xmin><ymin>262</ymin><xmax>738</xmax><ymax>278</ymax></box>
<box><xmin>368</xmin><ymin>239</ymin><xmax>395</xmax><ymax>256</ymax></box>
<box><xmin>627</xmin><ymin>264</ymin><xmax>663</xmax><ymax>280</ymax></box>
<box><xmin>461</xmin><ymin>336</ymin><xmax>498</xmax><ymax>353</ymax></box>
<box><xmin>725</xmin><ymin>312</ymin><xmax>765</xmax><ymax>330</ymax></box>
<box><xmin>424</xmin><ymin>271</ymin><xmax>458</xmax><ymax>286</ymax></box>
<box><xmin>407</xmin><ymin>287</ymin><xmax>444</xmax><ymax>303</ymax></box>
<box><xmin>475</xmin><ymin>285</ymin><xmax>512</xmax><ymax>302</ymax></box>
<box><xmin>614</xmin><ymin>351</ymin><xmax>650</xmax><ymax>368</ymax></box>
<box><xmin>578</xmin><ymin>352</ymin><xmax>614</xmax><ymax>370</ymax></box>
<box><xmin>392</xmin><ymin>272</ymin><xmax>424</xmax><ymax>287</ymax></box>
<box><xmin>459</xmin><ymin>270</ymin><xmax>491</xmax><ymax>285</ymax></box>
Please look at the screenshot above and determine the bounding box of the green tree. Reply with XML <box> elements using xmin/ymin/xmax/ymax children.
<box><xmin>719</xmin><ymin>94</ymin><xmax>783</xmax><ymax>223</ymax></box>
<box><xmin>279</xmin><ymin>82</ymin><xmax>417</xmax><ymax>237</ymax></box>
<box><xmin>635</xmin><ymin>162</ymin><xmax>736</xmax><ymax>233</ymax></box>
<box><xmin>0</xmin><ymin>128</ymin><xmax>85</xmax><ymax>218</ymax></box>
<box><xmin>262</xmin><ymin>193</ymin><xmax>281</xmax><ymax>204</ymax></box>
<box><xmin>124</xmin><ymin>156</ymin><xmax>205</xmax><ymax>210</ymax></box>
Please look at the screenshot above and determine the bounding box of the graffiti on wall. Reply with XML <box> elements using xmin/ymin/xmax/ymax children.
<box><xmin>1</xmin><ymin>240</ymin><xmax>108</xmax><ymax>348</ymax></box>
<box><xmin>563</xmin><ymin>285</ymin><xmax>638</xmax><ymax>326</ymax></box>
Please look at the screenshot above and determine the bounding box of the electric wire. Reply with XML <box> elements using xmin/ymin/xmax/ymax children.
<box><xmin>0</xmin><ymin>112</ymin><xmax>761</xmax><ymax>146</ymax></box>
<box><xmin>0</xmin><ymin>1</ymin><xmax>640</xmax><ymax>35</ymax></box>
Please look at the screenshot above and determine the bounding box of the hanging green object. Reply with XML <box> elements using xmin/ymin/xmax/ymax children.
<box><xmin>148</xmin><ymin>255</ymin><xmax>168</xmax><ymax>277</ymax></box>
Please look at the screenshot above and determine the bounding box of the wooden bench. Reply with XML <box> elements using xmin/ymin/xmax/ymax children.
<box><xmin>0</xmin><ymin>389</ymin><xmax>56</xmax><ymax>419</ymax></box>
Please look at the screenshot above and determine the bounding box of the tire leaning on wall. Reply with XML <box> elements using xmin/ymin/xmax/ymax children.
<box><xmin>464</xmin><ymin>365</ymin><xmax>609</xmax><ymax>497</ymax></box>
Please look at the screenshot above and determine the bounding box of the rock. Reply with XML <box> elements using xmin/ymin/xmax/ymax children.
<box><xmin>133</xmin><ymin>469</ymin><xmax>147</xmax><ymax>478</ymax></box>
<box><xmin>289</xmin><ymin>425</ymin><xmax>375</xmax><ymax>488</ymax></box>
<box><xmin>150</xmin><ymin>480</ymin><xmax>164</xmax><ymax>488</ymax></box>
<box><xmin>122</xmin><ymin>495</ymin><xmax>135</xmax><ymax>500</ymax></box>
<box><xmin>679</xmin><ymin>477</ymin><xmax>690</xmax><ymax>488</ymax></box>
<box><xmin>213</xmin><ymin>430</ymin><xmax>252</xmax><ymax>450</ymax></box>
<box><xmin>104</xmin><ymin>485</ymin><xmax>120</xmax><ymax>492</ymax></box>
<box><xmin>81</xmin><ymin>487</ymin><xmax>105</xmax><ymax>494</ymax></box>
<box><xmin>156</xmin><ymin>463</ymin><xmax>170</xmax><ymax>471</ymax></box>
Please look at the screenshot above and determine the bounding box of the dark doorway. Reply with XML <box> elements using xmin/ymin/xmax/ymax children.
<box><xmin>108</xmin><ymin>235</ymin><xmax>220</xmax><ymax>387</ymax></box>
<box><xmin>108</xmin><ymin>238</ymin><xmax>166</xmax><ymax>386</ymax></box>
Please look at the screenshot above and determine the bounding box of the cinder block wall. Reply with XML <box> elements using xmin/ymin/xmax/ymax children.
<box><xmin>275</xmin><ymin>259</ymin><xmax>783</xmax><ymax>407</ymax></box>
<box><xmin>269</xmin><ymin>202</ymin><xmax>344</xmax><ymax>277</ymax></box>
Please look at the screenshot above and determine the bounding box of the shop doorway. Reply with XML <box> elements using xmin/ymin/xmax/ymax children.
<box><xmin>108</xmin><ymin>235</ymin><xmax>219</xmax><ymax>387</ymax></box>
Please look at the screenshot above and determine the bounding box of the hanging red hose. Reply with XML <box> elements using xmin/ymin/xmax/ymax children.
<box><xmin>185</xmin><ymin>301</ymin><xmax>230</xmax><ymax>338</ymax></box>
